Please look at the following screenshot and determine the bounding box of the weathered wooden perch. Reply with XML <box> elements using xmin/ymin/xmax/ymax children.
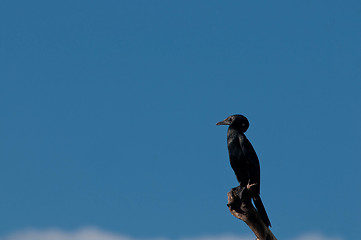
<box><xmin>227</xmin><ymin>187</ymin><xmax>277</xmax><ymax>240</ymax></box>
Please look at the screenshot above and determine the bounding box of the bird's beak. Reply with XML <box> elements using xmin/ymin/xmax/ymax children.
<box><xmin>216</xmin><ymin>120</ymin><xmax>229</xmax><ymax>126</ymax></box>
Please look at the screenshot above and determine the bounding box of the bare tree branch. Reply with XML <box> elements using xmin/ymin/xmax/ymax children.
<box><xmin>227</xmin><ymin>187</ymin><xmax>277</xmax><ymax>240</ymax></box>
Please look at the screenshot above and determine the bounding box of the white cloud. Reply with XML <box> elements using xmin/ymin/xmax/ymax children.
<box><xmin>180</xmin><ymin>234</ymin><xmax>251</xmax><ymax>240</ymax></box>
<box><xmin>0</xmin><ymin>228</ymin><xmax>343</xmax><ymax>240</ymax></box>
<box><xmin>291</xmin><ymin>233</ymin><xmax>343</xmax><ymax>240</ymax></box>
<box><xmin>0</xmin><ymin>229</ymin><xmax>252</xmax><ymax>240</ymax></box>
<box><xmin>0</xmin><ymin>228</ymin><xmax>135</xmax><ymax>240</ymax></box>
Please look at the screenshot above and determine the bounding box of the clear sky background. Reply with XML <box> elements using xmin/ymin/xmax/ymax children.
<box><xmin>1</xmin><ymin>1</ymin><xmax>360</xmax><ymax>240</ymax></box>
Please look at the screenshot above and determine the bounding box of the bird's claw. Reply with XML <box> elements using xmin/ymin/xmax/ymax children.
<box><xmin>236</xmin><ymin>186</ymin><xmax>246</xmax><ymax>200</ymax></box>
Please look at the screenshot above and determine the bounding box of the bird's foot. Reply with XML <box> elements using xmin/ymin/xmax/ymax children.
<box><xmin>236</xmin><ymin>186</ymin><xmax>246</xmax><ymax>200</ymax></box>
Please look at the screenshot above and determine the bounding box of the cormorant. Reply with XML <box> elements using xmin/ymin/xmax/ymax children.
<box><xmin>217</xmin><ymin>114</ymin><xmax>271</xmax><ymax>227</ymax></box>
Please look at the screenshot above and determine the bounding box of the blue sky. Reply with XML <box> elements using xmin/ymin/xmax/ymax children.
<box><xmin>0</xmin><ymin>1</ymin><xmax>360</xmax><ymax>240</ymax></box>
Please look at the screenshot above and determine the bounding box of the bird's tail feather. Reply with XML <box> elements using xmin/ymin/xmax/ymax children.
<box><xmin>253</xmin><ymin>195</ymin><xmax>271</xmax><ymax>227</ymax></box>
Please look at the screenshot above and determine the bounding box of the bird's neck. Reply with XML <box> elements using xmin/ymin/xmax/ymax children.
<box><xmin>227</xmin><ymin>126</ymin><xmax>244</xmax><ymax>140</ymax></box>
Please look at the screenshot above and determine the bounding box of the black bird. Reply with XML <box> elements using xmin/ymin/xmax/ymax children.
<box><xmin>217</xmin><ymin>114</ymin><xmax>271</xmax><ymax>227</ymax></box>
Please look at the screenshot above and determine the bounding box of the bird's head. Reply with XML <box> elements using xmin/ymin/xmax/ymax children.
<box><xmin>216</xmin><ymin>114</ymin><xmax>249</xmax><ymax>132</ymax></box>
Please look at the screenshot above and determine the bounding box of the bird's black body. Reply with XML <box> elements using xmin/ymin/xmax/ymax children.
<box><xmin>227</xmin><ymin>127</ymin><xmax>260</xmax><ymax>191</ymax></box>
<box><xmin>217</xmin><ymin>114</ymin><xmax>271</xmax><ymax>227</ymax></box>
